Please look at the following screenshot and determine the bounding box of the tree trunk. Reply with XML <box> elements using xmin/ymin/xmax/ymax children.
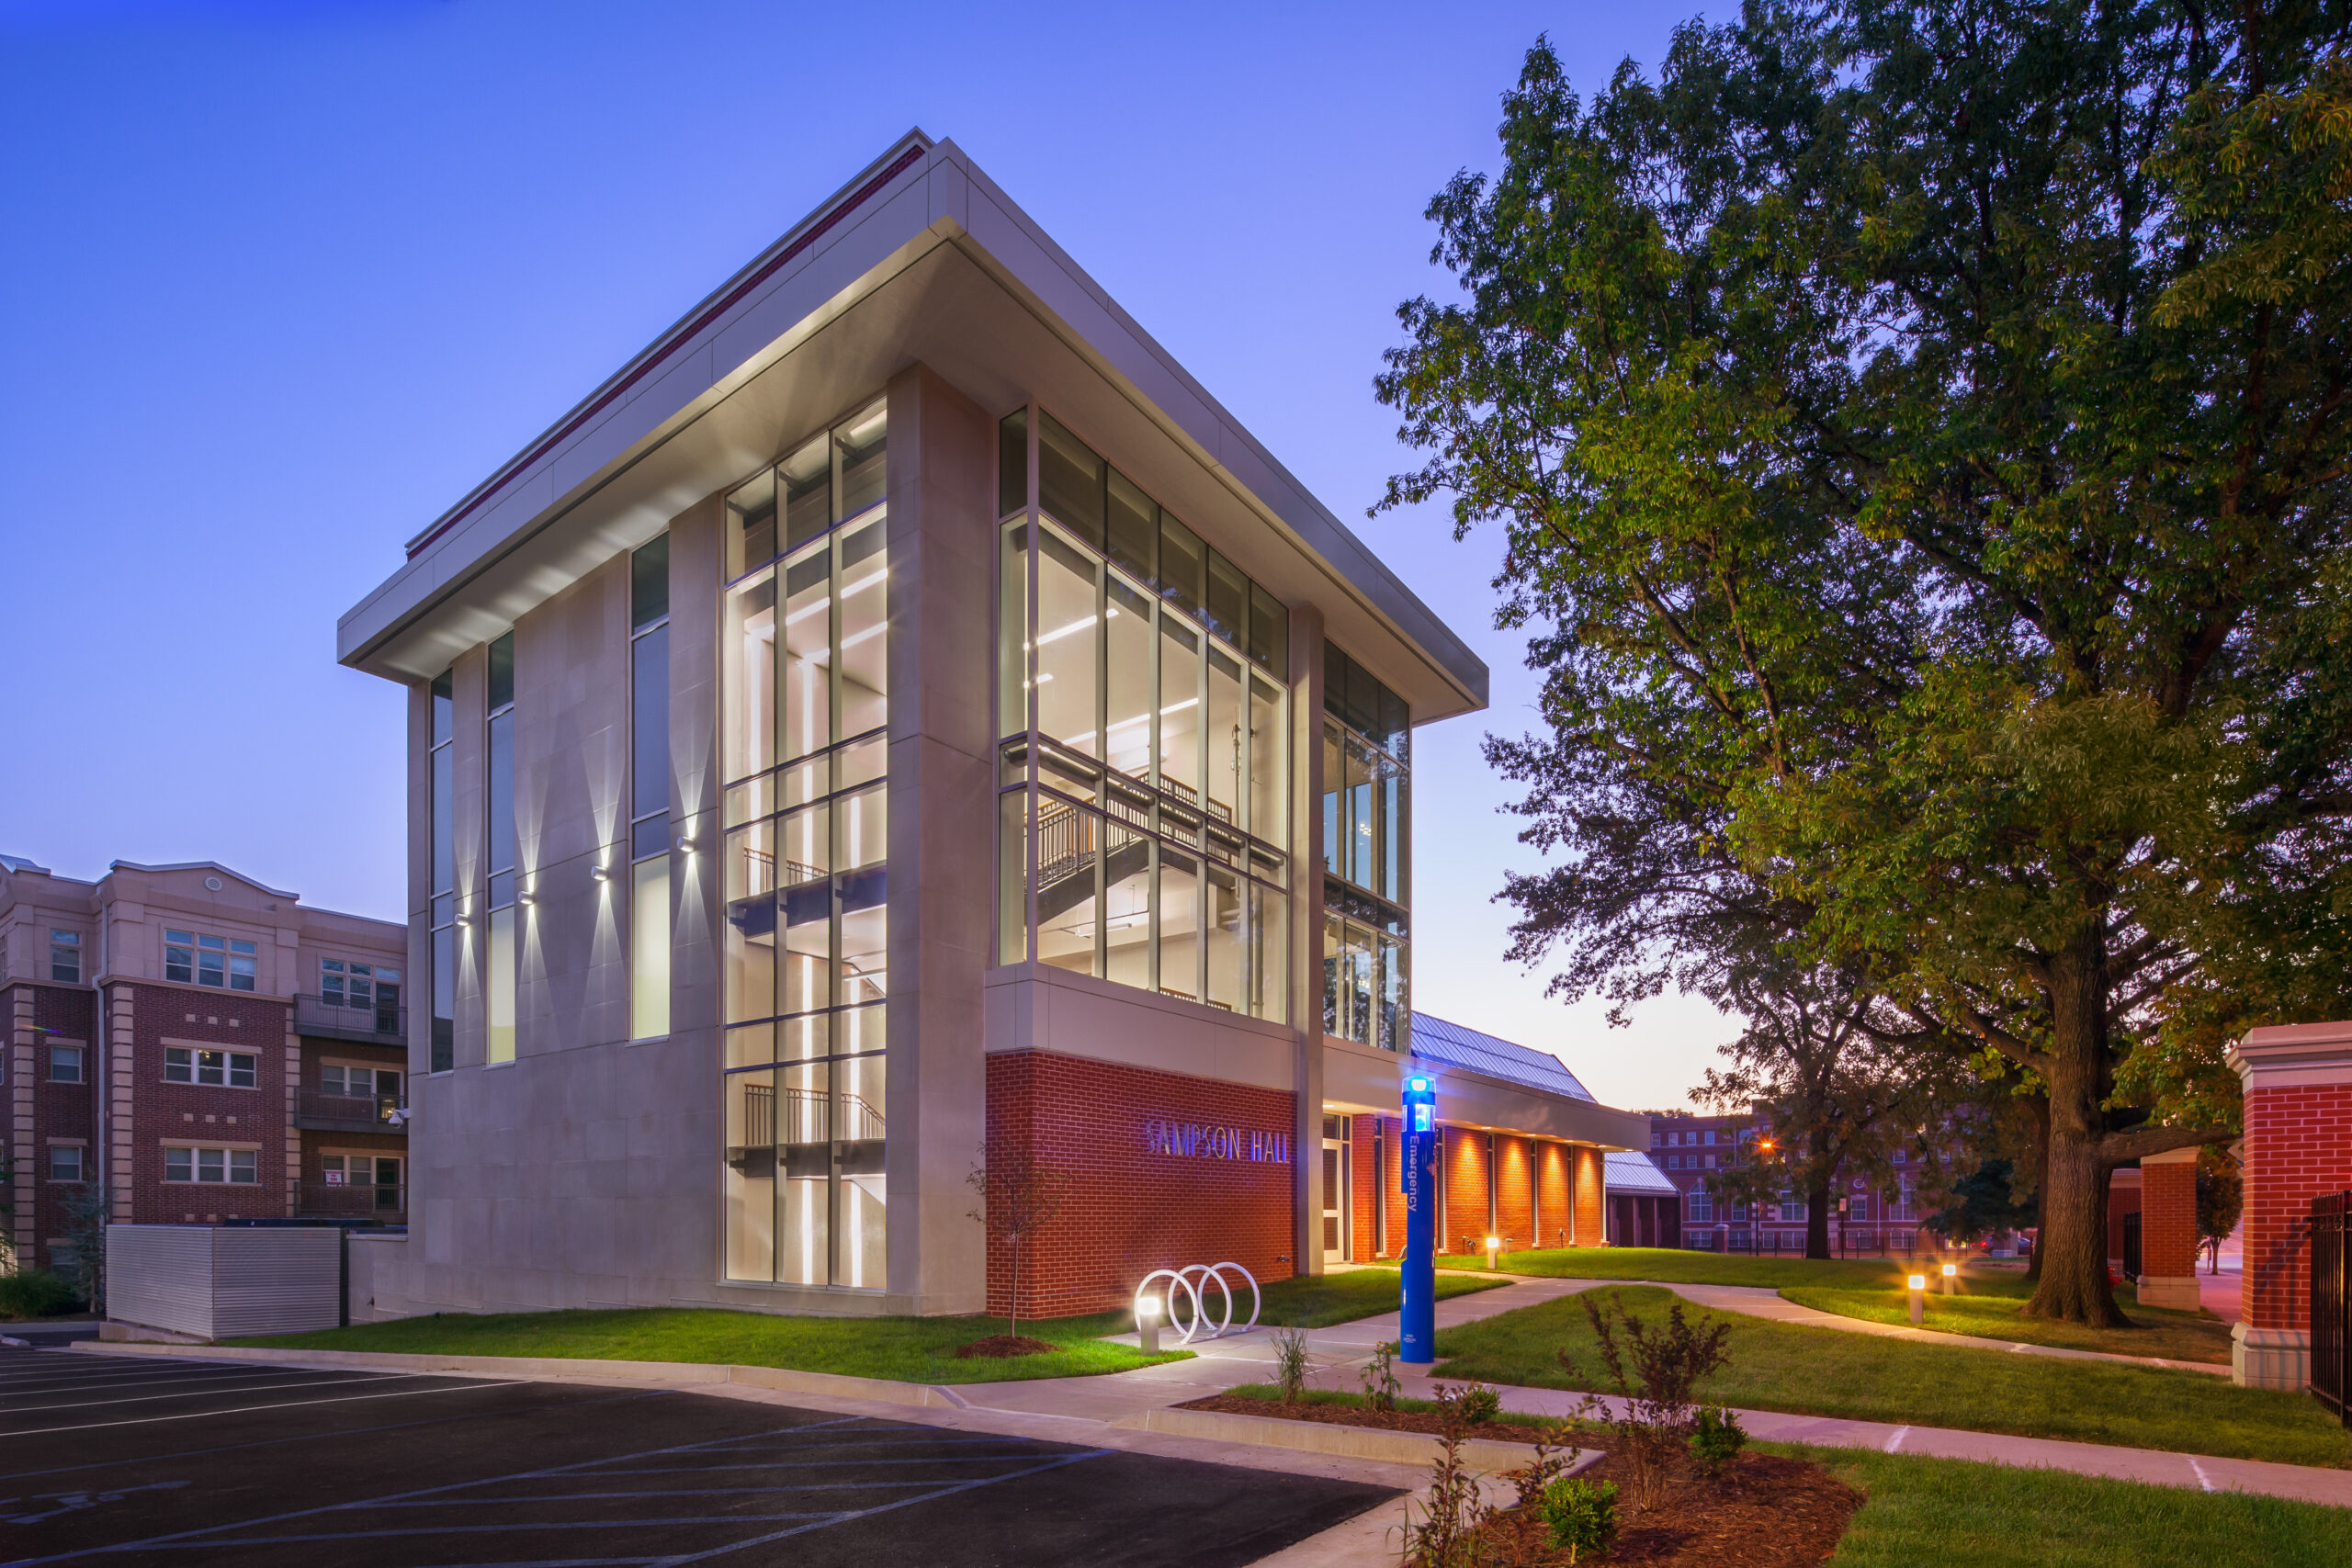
<box><xmin>2022</xmin><ymin>1092</ymin><xmax>2051</xmax><ymax>1284</ymax></box>
<box><xmin>2022</xmin><ymin>937</ymin><xmax>2127</xmax><ymax>1325</ymax></box>
<box><xmin>1806</xmin><ymin>1179</ymin><xmax>1832</xmax><ymax>1260</ymax></box>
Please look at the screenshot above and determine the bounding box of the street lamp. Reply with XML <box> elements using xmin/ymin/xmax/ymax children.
<box><xmin>1940</xmin><ymin>1260</ymin><xmax>1958</xmax><ymax>1297</ymax></box>
<box><xmin>1135</xmin><ymin>1292</ymin><xmax>1162</xmax><ymax>1354</ymax></box>
<box><xmin>1485</xmin><ymin>1235</ymin><xmax>1500</xmax><ymax>1270</ymax></box>
<box><xmin>1906</xmin><ymin>1273</ymin><xmax>1927</xmax><ymax>1326</ymax></box>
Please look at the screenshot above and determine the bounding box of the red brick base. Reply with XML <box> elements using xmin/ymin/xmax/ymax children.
<box><xmin>984</xmin><ymin>1052</ymin><xmax>1296</xmax><ymax>1317</ymax></box>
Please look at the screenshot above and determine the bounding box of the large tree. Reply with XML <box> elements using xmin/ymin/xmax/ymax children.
<box><xmin>1379</xmin><ymin>4</ymin><xmax>2352</xmax><ymax>1323</ymax></box>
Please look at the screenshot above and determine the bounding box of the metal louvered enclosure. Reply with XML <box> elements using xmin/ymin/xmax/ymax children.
<box><xmin>107</xmin><ymin>1224</ymin><xmax>344</xmax><ymax>1340</ymax></box>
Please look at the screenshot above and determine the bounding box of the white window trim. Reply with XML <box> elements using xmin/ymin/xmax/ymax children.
<box><xmin>160</xmin><ymin>1141</ymin><xmax>265</xmax><ymax>1185</ymax></box>
<box><xmin>160</xmin><ymin>1040</ymin><xmax>264</xmax><ymax>1091</ymax></box>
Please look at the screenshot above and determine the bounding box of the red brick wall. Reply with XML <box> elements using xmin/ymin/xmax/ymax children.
<box><xmin>1574</xmin><ymin>1145</ymin><xmax>1606</xmax><ymax>1245</ymax></box>
<box><xmin>984</xmin><ymin>1052</ymin><xmax>1295</xmax><ymax>1317</ymax></box>
<box><xmin>2244</xmin><ymin>1084</ymin><xmax>2352</xmax><ymax>1331</ymax></box>
<box><xmin>1537</xmin><ymin>1142</ymin><xmax>1573</xmax><ymax>1250</ymax></box>
<box><xmin>28</xmin><ymin>984</ymin><xmax>97</xmax><ymax>1268</ymax></box>
<box><xmin>123</xmin><ymin>985</ymin><xmax>290</xmax><ymax>1224</ymax></box>
<box><xmin>1351</xmin><ymin>1118</ymin><xmax>1382</xmax><ymax>1259</ymax></box>
<box><xmin>1376</xmin><ymin>1115</ymin><xmax>1408</xmax><ymax>1258</ymax></box>
<box><xmin>1442</xmin><ymin>1127</ymin><xmax>1492</xmax><ymax>1254</ymax></box>
<box><xmin>2106</xmin><ymin>1178</ymin><xmax>2142</xmax><ymax>1261</ymax></box>
<box><xmin>2141</xmin><ymin>1159</ymin><xmax>2199</xmax><ymax>1279</ymax></box>
<box><xmin>1495</xmin><ymin>1134</ymin><xmax>1534</xmax><ymax>1252</ymax></box>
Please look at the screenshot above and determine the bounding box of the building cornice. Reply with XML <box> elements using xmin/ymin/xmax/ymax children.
<box><xmin>2227</xmin><ymin>1021</ymin><xmax>2352</xmax><ymax>1090</ymax></box>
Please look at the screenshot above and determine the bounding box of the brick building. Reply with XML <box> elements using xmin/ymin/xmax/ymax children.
<box><xmin>1648</xmin><ymin>1111</ymin><xmax>1929</xmax><ymax>1252</ymax></box>
<box><xmin>333</xmin><ymin>134</ymin><xmax>1653</xmax><ymax>1322</ymax></box>
<box><xmin>2</xmin><ymin>855</ymin><xmax>407</xmax><ymax>1277</ymax></box>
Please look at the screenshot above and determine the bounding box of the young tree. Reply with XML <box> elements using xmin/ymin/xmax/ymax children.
<box><xmin>1377</xmin><ymin>7</ymin><xmax>2352</xmax><ymax>1325</ymax></box>
<box><xmin>1699</xmin><ymin>964</ymin><xmax>1945</xmax><ymax>1258</ymax></box>
<box><xmin>1926</xmin><ymin>1159</ymin><xmax>2041</xmax><ymax>1249</ymax></box>
<box><xmin>967</xmin><ymin>1152</ymin><xmax>1073</xmax><ymax>1341</ymax></box>
<box><xmin>2197</xmin><ymin>1150</ymin><xmax>2245</xmax><ymax>1276</ymax></box>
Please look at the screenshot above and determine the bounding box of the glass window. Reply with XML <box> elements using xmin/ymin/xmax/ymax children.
<box><xmin>837</xmin><ymin>520</ymin><xmax>888</xmax><ymax>739</ymax></box>
<box><xmin>1205</xmin><ymin>550</ymin><xmax>1249</xmax><ymax>649</ymax></box>
<box><xmin>631</xmin><ymin>856</ymin><xmax>671</xmax><ymax>1041</ymax></box>
<box><xmin>1159</xmin><ymin>615</ymin><xmax>1201</xmax><ymax>801</ymax></box>
<box><xmin>1035</xmin><ymin>527</ymin><xmax>1101</xmax><ymax>757</ymax></box>
<box><xmin>1102</xmin><ymin>814</ymin><xmax>1151</xmax><ymax>990</ymax></box>
<box><xmin>165</xmin><ymin>930</ymin><xmax>255</xmax><ymax>992</ymax></box>
<box><xmin>430</xmin><ymin>668</ymin><xmax>456</xmax><ymax>1073</ymax></box>
<box><xmin>488</xmin><ymin>630</ymin><xmax>514</xmax><ymax>711</ymax></box>
<box><xmin>727</xmin><ymin>468</ymin><xmax>777</xmax><ymax>582</ymax></box>
<box><xmin>1106</xmin><ymin>468</ymin><xmax>1156</xmax><ymax>584</ymax></box>
<box><xmin>49</xmin><ymin>929</ymin><xmax>81</xmax><ymax>984</ymax></box>
<box><xmin>1159</xmin><ymin>513</ymin><xmax>1204</xmax><ymax>621</ymax></box>
<box><xmin>1157</xmin><ymin>846</ymin><xmax>1200</xmax><ymax>1002</ymax></box>
<box><xmin>47</xmin><ymin>1145</ymin><xmax>83</xmax><ymax>1181</ymax></box>
<box><xmin>632</xmin><ymin>531</ymin><xmax>670</xmax><ymax>630</ymax></box>
<box><xmin>837</xmin><ymin>401</ymin><xmax>888</xmax><ymax>520</ymax></box>
<box><xmin>632</xmin><ymin>624</ymin><xmax>670</xmax><ymax>825</ymax></box>
<box><xmin>1038</xmin><ymin>412</ymin><xmax>1104</xmax><ymax>546</ymax></box>
<box><xmin>1103</xmin><ymin>574</ymin><xmax>1154</xmax><ymax>784</ymax></box>
<box><xmin>1205</xmin><ymin>646</ymin><xmax>1244</xmax><ymax>826</ymax></box>
<box><xmin>487</xmin><ymin>907</ymin><xmax>516</xmax><ymax>1064</ymax></box>
<box><xmin>47</xmin><ymin>1044</ymin><xmax>83</xmax><ymax>1083</ymax></box>
<box><xmin>999</xmin><ymin>409</ymin><xmax>1029</xmax><ymax>519</ymax></box>
<box><xmin>1248</xmin><ymin>674</ymin><xmax>1286</xmax><ymax>849</ymax></box>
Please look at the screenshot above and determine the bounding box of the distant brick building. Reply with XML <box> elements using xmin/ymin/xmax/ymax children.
<box><xmin>1648</xmin><ymin>1111</ymin><xmax>1927</xmax><ymax>1252</ymax></box>
<box><xmin>3</xmin><ymin>855</ymin><xmax>406</xmax><ymax>1278</ymax></box>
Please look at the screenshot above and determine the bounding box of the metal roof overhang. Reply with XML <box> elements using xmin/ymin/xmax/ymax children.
<box><xmin>1321</xmin><ymin>1039</ymin><xmax>1650</xmax><ymax>1152</ymax></box>
<box><xmin>336</xmin><ymin>134</ymin><xmax>1487</xmax><ymax>727</ymax></box>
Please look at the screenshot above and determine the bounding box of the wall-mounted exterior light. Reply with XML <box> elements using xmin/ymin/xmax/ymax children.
<box><xmin>592</xmin><ymin>864</ymin><xmax>611</xmax><ymax>883</ymax></box>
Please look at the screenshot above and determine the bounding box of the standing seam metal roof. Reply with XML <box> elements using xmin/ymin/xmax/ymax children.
<box><xmin>1408</xmin><ymin>1013</ymin><xmax>1596</xmax><ymax>1103</ymax></box>
<box><xmin>1604</xmin><ymin>1151</ymin><xmax>1679</xmax><ymax>1195</ymax></box>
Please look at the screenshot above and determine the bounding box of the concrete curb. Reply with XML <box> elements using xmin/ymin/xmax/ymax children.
<box><xmin>70</xmin><ymin>1339</ymin><xmax>962</xmax><ymax>1408</ymax></box>
<box><xmin>1125</xmin><ymin>1404</ymin><xmax>1594</xmax><ymax>1475</ymax></box>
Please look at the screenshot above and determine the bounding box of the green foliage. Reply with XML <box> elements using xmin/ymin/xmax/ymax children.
<box><xmin>1688</xmin><ymin>1404</ymin><xmax>1748</xmax><ymax>1474</ymax></box>
<box><xmin>1450</xmin><ymin>1381</ymin><xmax>1503</xmax><ymax>1426</ymax></box>
<box><xmin>1361</xmin><ymin>1337</ymin><xmax>1403</xmax><ymax>1410</ymax></box>
<box><xmin>2198</xmin><ymin>1150</ymin><xmax>2246</xmax><ymax>1265</ymax></box>
<box><xmin>0</xmin><ymin>1269</ymin><xmax>81</xmax><ymax>1319</ymax></box>
<box><xmin>1270</xmin><ymin>1325</ymin><xmax>1312</xmax><ymax>1403</ymax></box>
<box><xmin>1376</xmin><ymin>3</ymin><xmax>2352</xmax><ymax>1325</ymax></box>
<box><xmin>1926</xmin><ymin>1160</ymin><xmax>2039</xmax><ymax>1247</ymax></box>
<box><xmin>1539</xmin><ymin>1477</ymin><xmax>1620</xmax><ymax>1561</ymax></box>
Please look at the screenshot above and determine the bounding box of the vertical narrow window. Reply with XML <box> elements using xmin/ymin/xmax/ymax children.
<box><xmin>429</xmin><ymin>670</ymin><xmax>456</xmax><ymax>1072</ymax></box>
<box><xmin>48</xmin><ymin>930</ymin><xmax>81</xmax><ymax>984</ymax></box>
<box><xmin>631</xmin><ymin>534</ymin><xmax>673</xmax><ymax>1042</ymax></box>
<box><xmin>1320</xmin><ymin>646</ymin><xmax>1409</xmax><ymax>1049</ymax></box>
<box><xmin>485</xmin><ymin>633</ymin><xmax>517</xmax><ymax>1065</ymax></box>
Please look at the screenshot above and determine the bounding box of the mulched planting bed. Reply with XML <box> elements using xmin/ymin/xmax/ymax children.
<box><xmin>1178</xmin><ymin>1396</ymin><xmax>1862</xmax><ymax>1564</ymax></box>
<box><xmin>952</xmin><ymin>1334</ymin><xmax>1057</xmax><ymax>1359</ymax></box>
<box><xmin>1178</xmin><ymin>1393</ymin><xmax>1575</xmax><ymax>1448</ymax></box>
<box><xmin>1477</xmin><ymin>1451</ymin><xmax>1862</xmax><ymax>1565</ymax></box>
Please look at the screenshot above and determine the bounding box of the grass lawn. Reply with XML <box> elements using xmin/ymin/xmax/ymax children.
<box><xmin>1784</xmin><ymin>1272</ymin><xmax>2233</xmax><ymax>1364</ymax></box>
<box><xmin>1374</xmin><ymin>1247</ymin><xmax>1941</xmax><ymax>1291</ymax></box>
<box><xmin>1792</xmin><ymin>1443</ymin><xmax>2352</xmax><ymax>1566</ymax></box>
<box><xmin>235</xmin><ymin>1269</ymin><xmax>1500</xmax><ymax>1383</ymax></box>
<box><xmin>1430</xmin><ymin>1286</ymin><xmax>2348</xmax><ymax>1468</ymax></box>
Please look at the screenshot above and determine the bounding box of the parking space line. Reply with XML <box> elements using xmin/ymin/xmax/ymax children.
<box><xmin>0</xmin><ymin>1387</ymin><xmax>661</xmax><ymax>1484</ymax></box>
<box><xmin>3</xmin><ymin>1372</ymin><xmax>420</xmax><ymax>1415</ymax></box>
<box><xmin>658</xmin><ymin>1449</ymin><xmax>1115</xmax><ymax>1565</ymax></box>
<box><xmin>379</xmin><ymin>1482</ymin><xmax>978</xmax><ymax>1504</ymax></box>
<box><xmin>1</xmin><ymin>1380</ymin><xmax>532</xmax><ymax>1439</ymax></box>
<box><xmin>126</xmin><ymin>1513</ymin><xmax>845</xmax><ymax>1547</ymax></box>
<box><xmin>0</xmin><ymin>1367</ymin><xmax>413</xmax><ymax>1399</ymax></box>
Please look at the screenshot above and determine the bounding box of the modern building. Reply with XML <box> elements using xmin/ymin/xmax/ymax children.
<box><xmin>1602</xmin><ymin>1150</ymin><xmax>1680</xmax><ymax>1247</ymax></box>
<box><xmin>1648</xmin><ymin>1111</ymin><xmax>1924</xmax><ymax>1252</ymax></box>
<box><xmin>2</xmin><ymin>855</ymin><xmax>409</xmax><ymax>1276</ymax></box>
<box><xmin>335</xmin><ymin>132</ymin><xmax>1649</xmax><ymax>1321</ymax></box>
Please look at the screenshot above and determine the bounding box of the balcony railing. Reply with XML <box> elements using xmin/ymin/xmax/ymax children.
<box><xmin>293</xmin><ymin>993</ymin><xmax>407</xmax><ymax>1044</ymax></box>
<box><xmin>294</xmin><ymin>1091</ymin><xmax>408</xmax><ymax>1133</ymax></box>
<box><xmin>295</xmin><ymin>1181</ymin><xmax>405</xmax><ymax>1222</ymax></box>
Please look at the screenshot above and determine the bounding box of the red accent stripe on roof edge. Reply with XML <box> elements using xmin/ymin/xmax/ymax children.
<box><xmin>405</xmin><ymin>141</ymin><xmax>933</xmax><ymax>562</ymax></box>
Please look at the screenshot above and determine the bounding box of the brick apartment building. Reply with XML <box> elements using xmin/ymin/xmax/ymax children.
<box><xmin>1649</xmin><ymin>1111</ymin><xmax>1928</xmax><ymax>1252</ymax></box>
<box><xmin>3</xmin><ymin>855</ymin><xmax>407</xmax><ymax>1277</ymax></box>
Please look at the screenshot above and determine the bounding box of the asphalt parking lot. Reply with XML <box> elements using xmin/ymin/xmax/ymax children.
<box><xmin>0</xmin><ymin>1347</ymin><xmax>1396</xmax><ymax>1567</ymax></box>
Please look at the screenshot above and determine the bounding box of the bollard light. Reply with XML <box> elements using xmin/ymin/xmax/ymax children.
<box><xmin>1136</xmin><ymin>1292</ymin><xmax>1162</xmax><ymax>1355</ymax></box>
<box><xmin>1940</xmin><ymin>1261</ymin><xmax>1957</xmax><ymax>1296</ymax></box>
<box><xmin>1906</xmin><ymin>1273</ymin><xmax>1927</xmax><ymax>1326</ymax></box>
<box><xmin>1486</xmin><ymin>1235</ymin><xmax>1500</xmax><ymax>1269</ymax></box>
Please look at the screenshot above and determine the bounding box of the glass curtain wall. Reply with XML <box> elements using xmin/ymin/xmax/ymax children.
<box><xmin>429</xmin><ymin>671</ymin><xmax>456</xmax><ymax>1072</ymax></box>
<box><xmin>485</xmin><ymin>634</ymin><xmax>517</xmax><ymax>1065</ymax></box>
<box><xmin>996</xmin><ymin>409</ymin><xmax>1291</xmax><ymax>1019</ymax></box>
<box><xmin>1320</xmin><ymin>646</ymin><xmax>1409</xmax><ymax>1050</ymax></box>
<box><xmin>630</xmin><ymin>536</ymin><xmax>672</xmax><ymax>1041</ymax></box>
<box><xmin>718</xmin><ymin>400</ymin><xmax>890</xmax><ymax>1290</ymax></box>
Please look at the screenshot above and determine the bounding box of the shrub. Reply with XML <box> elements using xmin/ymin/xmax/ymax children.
<box><xmin>1558</xmin><ymin>1292</ymin><xmax>1734</xmax><ymax>1510</ymax></box>
<box><xmin>1361</xmin><ymin>1337</ymin><xmax>1402</xmax><ymax>1411</ymax></box>
<box><xmin>1540</xmin><ymin>1477</ymin><xmax>1619</xmax><ymax>1562</ymax></box>
<box><xmin>1689</xmin><ymin>1404</ymin><xmax>1747</xmax><ymax>1474</ymax></box>
<box><xmin>1455</xmin><ymin>1382</ymin><xmax>1502</xmax><ymax>1426</ymax></box>
<box><xmin>1270</xmin><ymin>1325</ymin><xmax>1311</xmax><ymax>1404</ymax></box>
<box><xmin>0</xmin><ymin>1269</ymin><xmax>81</xmax><ymax>1319</ymax></box>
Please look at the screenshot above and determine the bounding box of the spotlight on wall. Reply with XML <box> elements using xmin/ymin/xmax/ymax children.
<box><xmin>676</xmin><ymin>834</ymin><xmax>697</xmax><ymax>855</ymax></box>
<box><xmin>592</xmin><ymin>864</ymin><xmax>611</xmax><ymax>883</ymax></box>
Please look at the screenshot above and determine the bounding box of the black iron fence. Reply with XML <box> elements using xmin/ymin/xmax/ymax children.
<box><xmin>297</xmin><ymin>1181</ymin><xmax>405</xmax><ymax>1221</ymax></box>
<box><xmin>2315</xmin><ymin>1190</ymin><xmax>2348</xmax><ymax>1425</ymax></box>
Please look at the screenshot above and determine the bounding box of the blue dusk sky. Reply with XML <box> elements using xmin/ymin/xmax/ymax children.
<box><xmin>0</xmin><ymin>0</ymin><xmax>1730</xmax><ymax>1111</ymax></box>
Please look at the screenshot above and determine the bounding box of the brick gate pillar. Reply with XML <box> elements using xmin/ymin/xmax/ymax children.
<box><xmin>2226</xmin><ymin>1021</ymin><xmax>2352</xmax><ymax>1389</ymax></box>
<box><xmin>2134</xmin><ymin>1147</ymin><xmax>2202</xmax><ymax>1311</ymax></box>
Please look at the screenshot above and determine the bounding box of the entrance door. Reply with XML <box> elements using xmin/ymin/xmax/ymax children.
<box><xmin>1321</xmin><ymin>1115</ymin><xmax>1351</xmax><ymax>1264</ymax></box>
